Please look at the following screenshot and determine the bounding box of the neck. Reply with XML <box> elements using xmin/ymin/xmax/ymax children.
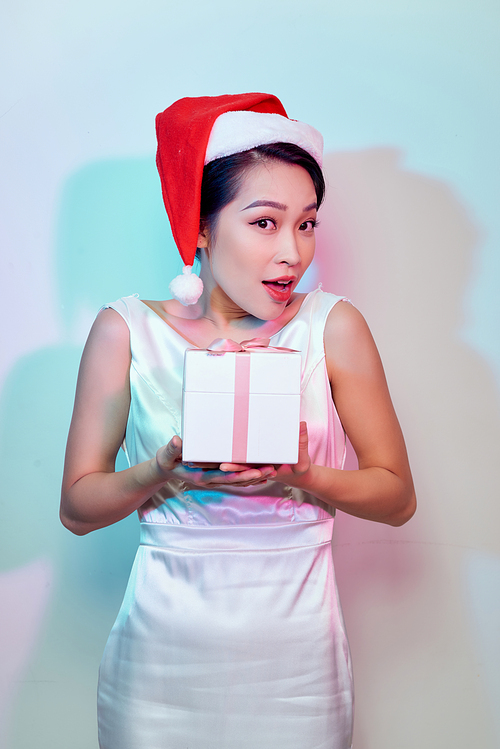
<box><xmin>195</xmin><ymin>253</ymin><xmax>261</xmax><ymax>334</ymax></box>
<box><xmin>174</xmin><ymin>252</ymin><xmax>303</xmax><ymax>343</ymax></box>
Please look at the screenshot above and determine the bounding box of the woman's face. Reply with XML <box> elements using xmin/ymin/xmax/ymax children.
<box><xmin>198</xmin><ymin>160</ymin><xmax>318</xmax><ymax>320</ymax></box>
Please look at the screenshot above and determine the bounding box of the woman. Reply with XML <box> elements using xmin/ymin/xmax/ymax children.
<box><xmin>60</xmin><ymin>93</ymin><xmax>415</xmax><ymax>749</ymax></box>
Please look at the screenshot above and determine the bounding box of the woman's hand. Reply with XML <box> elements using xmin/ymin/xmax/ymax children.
<box><xmin>156</xmin><ymin>436</ymin><xmax>276</xmax><ymax>488</ymax></box>
<box><xmin>221</xmin><ymin>301</ymin><xmax>417</xmax><ymax>528</ymax></box>
<box><xmin>270</xmin><ymin>421</ymin><xmax>312</xmax><ymax>484</ymax></box>
<box><xmin>155</xmin><ymin>435</ymin><xmax>184</xmax><ymax>476</ymax></box>
<box><xmin>218</xmin><ymin>422</ymin><xmax>312</xmax><ymax>488</ymax></box>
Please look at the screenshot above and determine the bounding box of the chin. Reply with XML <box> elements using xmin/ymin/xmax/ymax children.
<box><xmin>251</xmin><ymin>304</ymin><xmax>287</xmax><ymax>322</ymax></box>
<box><xmin>224</xmin><ymin>287</ymin><xmax>289</xmax><ymax>322</ymax></box>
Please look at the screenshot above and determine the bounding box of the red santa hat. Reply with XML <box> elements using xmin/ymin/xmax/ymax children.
<box><xmin>156</xmin><ymin>93</ymin><xmax>323</xmax><ymax>305</ymax></box>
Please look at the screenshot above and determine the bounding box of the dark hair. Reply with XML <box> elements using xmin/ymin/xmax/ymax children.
<box><xmin>199</xmin><ymin>142</ymin><xmax>325</xmax><ymax>240</ymax></box>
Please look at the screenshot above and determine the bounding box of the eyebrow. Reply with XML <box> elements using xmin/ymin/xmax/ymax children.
<box><xmin>242</xmin><ymin>200</ymin><xmax>287</xmax><ymax>211</ymax></box>
<box><xmin>241</xmin><ymin>200</ymin><xmax>318</xmax><ymax>212</ymax></box>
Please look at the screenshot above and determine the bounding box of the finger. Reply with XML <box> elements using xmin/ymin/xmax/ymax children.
<box><xmin>186</xmin><ymin>462</ymin><xmax>220</xmax><ymax>470</ymax></box>
<box><xmin>219</xmin><ymin>463</ymin><xmax>276</xmax><ymax>477</ymax></box>
<box><xmin>217</xmin><ymin>469</ymin><xmax>261</xmax><ymax>483</ymax></box>
<box><xmin>158</xmin><ymin>436</ymin><xmax>183</xmax><ymax>470</ymax></box>
<box><xmin>219</xmin><ymin>463</ymin><xmax>251</xmax><ymax>473</ymax></box>
<box><xmin>167</xmin><ymin>436</ymin><xmax>182</xmax><ymax>459</ymax></box>
<box><xmin>220</xmin><ymin>468</ymin><xmax>276</xmax><ymax>484</ymax></box>
<box><xmin>291</xmin><ymin>421</ymin><xmax>312</xmax><ymax>474</ymax></box>
<box><xmin>297</xmin><ymin>421</ymin><xmax>310</xmax><ymax>458</ymax></box>
<box><xmin>299</xmin><ymin>421</ymin><xmax>308</xmax><ymax>444</ymax></box>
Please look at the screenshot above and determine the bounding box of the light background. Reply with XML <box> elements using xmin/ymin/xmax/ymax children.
<box><xmin>1</xmin><ymin>1</ymin><xmax>499</xmax><ymax>747</ymax></box>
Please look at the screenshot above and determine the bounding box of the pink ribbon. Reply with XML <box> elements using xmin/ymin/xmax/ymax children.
<box><xmin>206</xmin><ymin>337</ymin><xmax>296</xmax><ymax>354</ymax></box>
<box><xmin>232</xmin><ymin>353</ymin><xmax>251</xmax><ymax>463</ymax></box>
<box><xmin>204</xmin><ymin>338</ymin><xmax>297</xmax><ymax>463</ymax></box>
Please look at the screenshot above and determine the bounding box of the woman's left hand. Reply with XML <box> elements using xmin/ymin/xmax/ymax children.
<box><xmin>218</xmin><ymin>421</ymin><xmax>312</xmax><ymax>487</ymax></box>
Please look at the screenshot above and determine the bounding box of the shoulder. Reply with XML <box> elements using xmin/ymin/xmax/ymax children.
<box><xmin>324</xmin><ymin>301</ymin><xmax>384</xmax><ymax>380</ymax></box>
<box><xmin>306</xmin><ymin>288</ymin><xmax>350</xmax><ymax>322</ymax></box>
<box><xmin>91</xmin><ymin>306</ymin><xmax>130</xmax><ymax>342</ymax></box>
<box><xmin>81</xmin><ymin>306</ymin><xmax>131</xmax><ymax>372</ymax></box>
<box><xmin>325</xmin><ymin>298</ymin><xmax>367</xmax><ymax>339</ymax></box>
<box><xmin>99</xmin><ymin>295</ymin><xmax>143</xmax><ymax>328</ymax></box>
<box><xmin>90</xmin><ymin>293</ymin><xmax>154</xmax><ymax>344</ymax></box>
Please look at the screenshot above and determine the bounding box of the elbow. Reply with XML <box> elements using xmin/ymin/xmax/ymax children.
<box><xmin>59</xmin><ymin>503</ymin><xmax>94</xmax><ymax>536</ymax></box>
<box><xmin>60</xmin><ymin>513</ymin><xmax>91</xmax><ymax>536</ymax></box>
<box><xmin>386</xmin><ymin>488</ymin><xmax>417</xmax><ymax>527</ymax></box>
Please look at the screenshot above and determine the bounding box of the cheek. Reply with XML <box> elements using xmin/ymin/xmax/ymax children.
<box><xmin>299</xmin><ymin>239</ymin><xmax>316</xmax><ymax>268</ymax></box>
<box><xmin>210</xmin><ymin>243</ymin><xmax>253</xmax><ymax>292</ymax></box>
<box><xmin>211</xmin><ymin>232</ymin><xmax>254</xmax><ymax>274</ymax></box>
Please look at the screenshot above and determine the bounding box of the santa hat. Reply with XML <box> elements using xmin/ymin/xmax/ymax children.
<box><xmin>156</xmin><ymin>93</ymin><xmax>323</xmax><ymax>305</ymax></box>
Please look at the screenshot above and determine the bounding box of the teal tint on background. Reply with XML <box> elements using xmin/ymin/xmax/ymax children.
<box><xmin>0</xmin><ymin>342</ymin><xmax>139</xmax><ymax>749</ymax></box>
<box><xmin>56</xmin><ymin>157</ymin><xmax>182</xmax><ymax>327</ymax></box>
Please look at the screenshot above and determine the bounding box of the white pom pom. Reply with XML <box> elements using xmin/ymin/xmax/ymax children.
<box><xmin>169</xmin><ymin>265</ymin><xmax>204</xmax><ymax>306</ymax></box>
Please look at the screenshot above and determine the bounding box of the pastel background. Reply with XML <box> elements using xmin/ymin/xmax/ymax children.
<box><xmin>1</xmin><ymin>0</ymin><xmax>499</xmax><ymax>747</ymax></box>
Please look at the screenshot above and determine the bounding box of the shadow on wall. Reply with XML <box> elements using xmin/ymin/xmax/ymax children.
<box><xmin>318</xmin><ymin>149</ymin><xmax>500</xmax><ymax>748</ymax></box>
<box><xmin>0</xmin><ymin>157</ymin><xmax>180</xmax><ymax>749</ymax></box>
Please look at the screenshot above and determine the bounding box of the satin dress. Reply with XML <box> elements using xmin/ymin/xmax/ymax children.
<box><xmin>97</xmin><ymin>288</ymin><xmax>353</xmax><ymax>749</ymax></box>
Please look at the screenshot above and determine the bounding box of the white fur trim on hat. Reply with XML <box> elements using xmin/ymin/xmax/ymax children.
<box><xmin>205</xmin><ymin>111</ymin><xmax>323</xmax><ymax>167</ymax></box>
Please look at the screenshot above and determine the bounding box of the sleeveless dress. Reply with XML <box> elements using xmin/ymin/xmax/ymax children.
<box><xmin>97</xmin><ymin>288</ymin><xmax>354</xmax><ymax>749</ymax></box>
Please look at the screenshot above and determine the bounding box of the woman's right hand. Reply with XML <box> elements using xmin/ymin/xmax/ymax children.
<box><xmin>61</xmin><ymin>309</ymin><xmax>276</xmax><ymax>536</ymax></box>
<box><xmin>155</xmin><ymin>435</ymin><xmax>184</xmax><ymax>476</ymax></box>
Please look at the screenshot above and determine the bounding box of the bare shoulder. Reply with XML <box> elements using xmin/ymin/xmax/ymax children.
<box><xmin>77</xmin><ymin>307</ymin><xmax>131</xmax><ymax>389</ymax></box>
<box><xmin>88</xmin><ymin>306</ymin><xmax>130</xmax><ymax>341</ymax></box>
<box><xmin>325</xmin><ymin>298</ymin><xmax>369</xmax><ymax>336</ymax></box>
<box><xmin>82</xmin><ymin>307</ymin><xmax>130</xmax><ymax>357</ymax></box>
<box><xmin>324</xmin><ymin>301</ymin><xmax>383</xmax><ymax>379</ymax></box>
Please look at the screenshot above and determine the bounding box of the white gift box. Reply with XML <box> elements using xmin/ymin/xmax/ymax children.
<box><xmin>181</xmin><ymin>343</ymin><xmax>302</xmax><ymax>464</ymax></box>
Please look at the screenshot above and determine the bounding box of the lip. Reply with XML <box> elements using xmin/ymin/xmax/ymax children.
<box><xmin>262</xmin><ymin>275</ymin><xmax>296</xmax><ymax>303</ymax></box>
<box><xmin>263</xmin><ymin>275</ymin><xmax>297</xmax><ymax>284</ymax></box>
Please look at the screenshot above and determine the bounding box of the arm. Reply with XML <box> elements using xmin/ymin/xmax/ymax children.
<box><xmin>60</xmin><ymin>309</ymin><xmax>274</xmax><ymax>536</ymax></box>
<box><xmin>267</xmin><ymin>302</ymin><xmax>416</xmax><ymax>526</ymax></box>
<box><xmin>60</xmin><ymin>308</ymin><xmax>173</xmax><ymax>535</ymax></box>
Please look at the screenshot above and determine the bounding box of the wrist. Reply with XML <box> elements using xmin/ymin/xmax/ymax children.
<box><xmin>136</xmin><ymin>456</ymin><xmax>169</xmax><ymax>489</ymax></box>
<box><xmin>287</xmin><ymin>462</ymin><xmax>316</xmax><ymax>490</ymax></box>
<box><xmin>153</xmin><ymin>455</ymin><xmax>171</xmax><ymax>481</ymax></box>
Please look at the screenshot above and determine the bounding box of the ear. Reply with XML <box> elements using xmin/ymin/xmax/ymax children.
<box><xmin>197</xmin><ymin>225</ymin><xmax>209</xmax><ymax>249</ymax></box>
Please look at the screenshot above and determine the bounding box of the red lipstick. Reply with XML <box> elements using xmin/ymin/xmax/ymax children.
<box><xmin>262</xmin><ymin>276</ymin><xmax>296</xmax><ymax>303</ymax></box>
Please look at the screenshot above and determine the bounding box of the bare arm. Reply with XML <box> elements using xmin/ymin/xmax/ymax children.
<box><xmin>60</xmin><ymin>309</ymin><xmax>171</xmax><ymax>534</ymax></box>
<box><xmin>246</xmin><ymin>302</ymin><xmax>416</xmax><ymax>526</ymax></box>
<box><xmin>60</xmin><ymin>309</ymin><xmax>274</xmax><ymax>536</ymax></box>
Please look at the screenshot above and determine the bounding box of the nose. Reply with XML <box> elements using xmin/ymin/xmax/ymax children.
<box><xmin>274</xmin><ymin>229</ymin><xmax>301</xmax><ymax>267</ymax></box>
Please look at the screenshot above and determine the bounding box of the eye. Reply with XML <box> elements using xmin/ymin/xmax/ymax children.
<box><xmin>250</xmin><ymin>218</ymin><xmax>277</xmax><ymax>230</ymax></box>
<box><xmin>299</xmin><ymin>220</ymin><xmax>318</xmax><ymax>232</ymax></box>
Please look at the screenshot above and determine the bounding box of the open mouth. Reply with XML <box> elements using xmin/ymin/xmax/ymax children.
<box><xmin>263</xmin><ymin>279</ymin><xmax>293</xmax><ymax>292</ymax></box>
<box><xmin>262</xmin><ymin>278</ymin><xmax>295</xmax><ymax>301</ymax></box>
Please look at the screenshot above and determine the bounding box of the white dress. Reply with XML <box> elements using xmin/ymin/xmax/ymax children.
<box><xmin>97</xmin><ymin>288</ymin><xmax>353</xmax><ymax>749</ymax></box>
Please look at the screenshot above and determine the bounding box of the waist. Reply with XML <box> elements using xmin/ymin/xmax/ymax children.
<box><xmin>139</xmin><ymin>518</ymin><xmax>334</xmax><ymax>551</ymax></box>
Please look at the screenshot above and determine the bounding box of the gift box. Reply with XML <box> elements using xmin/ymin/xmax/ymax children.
<box><xmin>181</xmin><ymin>339</ymin><xmax>302</xmax><ymax>464</ymax></box>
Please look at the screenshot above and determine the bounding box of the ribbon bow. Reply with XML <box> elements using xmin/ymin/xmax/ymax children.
<box><xmin>206</xmin><ymin>337</ymin><xmax>297</xmax><ymax>354</ymax></box>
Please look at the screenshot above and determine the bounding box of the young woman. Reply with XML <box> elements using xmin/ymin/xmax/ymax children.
<box><xmin>60</xmin><ymin>93</ymin><xmax>415</xmax><ymax>749</ymax></box>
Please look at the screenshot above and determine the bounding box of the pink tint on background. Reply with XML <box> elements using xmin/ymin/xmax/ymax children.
<box><xmin>0</xmin><ymin>560</ymin><xmax>53</xmax><ymax>749</ymax></box>
<box><xmin>315</xmin><ymin>148</ymin><xmax>500</xmax><ymax>747</ymax></box>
